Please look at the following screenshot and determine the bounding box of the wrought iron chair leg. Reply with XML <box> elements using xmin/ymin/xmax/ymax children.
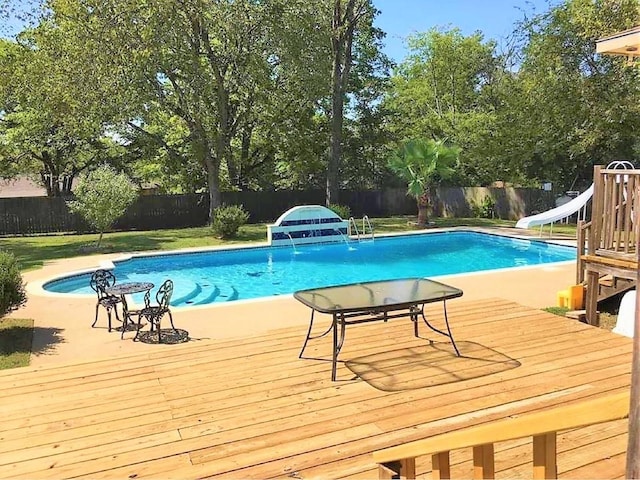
<box><xmin>92</xmin><ymin>304</ymin><xmax>99</xmax><ymax>328</ymax></box>
<box><xmin>120</xmin><ymin>310</ymin><xmax>127</xmax><ymax>339</ymax></box>
<box><xmin>167</xmin><ymin>311</ymin><xmax>177</xmax><ymax>334</ymax></box>
<box><xmin>155</xmin><ymin>315</ymin><xmax>163</xmax><ymax>343</ymax></box>
<box><xmin>133</xmin><ymin>313</ymin><xmax>144</xmax><ymax>342</ymax></box>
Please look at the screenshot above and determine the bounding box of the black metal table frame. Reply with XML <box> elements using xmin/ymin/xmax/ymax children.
<box><xmin>298</xmin><ymin>298</ymin><xmax>460</xmax><ymax>381</ymax></box>
<box><xmin>105</xmin><ymin>282</ymin><xmax>154</xmax><ymax>339</ymax></box>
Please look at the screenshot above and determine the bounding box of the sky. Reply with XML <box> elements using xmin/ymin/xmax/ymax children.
<box><xmin>372</xmin><ymin>0</ymin><xmax>558</xmax><ymax>63</ymax></box>
<box><xmin>2</xmin><ymin>0</ymin><xmax>559</xmax><ymax>58</ymax></box>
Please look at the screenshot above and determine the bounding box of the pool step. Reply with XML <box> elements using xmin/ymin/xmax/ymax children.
<box><xmin>173</xmin><ymin>280</ymin><xmax>239</xmax><ymax>306</ymax></box>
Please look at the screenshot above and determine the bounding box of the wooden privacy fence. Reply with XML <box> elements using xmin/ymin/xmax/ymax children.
<box><xmin>0</xmin><ymin>187</ymin><xmax>553</xmax><ymax>236</ymax></box>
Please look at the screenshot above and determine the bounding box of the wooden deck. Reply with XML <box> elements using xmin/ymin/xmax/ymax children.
<box><xmin>0</xmin><ymin>298</ymin><xmax>632</xmax><ymax>479</ymax></box>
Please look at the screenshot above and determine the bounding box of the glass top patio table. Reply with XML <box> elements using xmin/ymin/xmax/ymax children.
<box><xmin>294</xmin><ymin>278</ymin><xmax>463</xmax><ymax>381</ymax></box>
<box><xmin>294</xmin><ymin>278</ymin><xmax>463</xmax><ymax>314</ymax></box>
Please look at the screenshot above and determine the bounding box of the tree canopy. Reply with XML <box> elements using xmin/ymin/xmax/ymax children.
<box><xmin>0</xmin><ymin>0</ymin><xmax>638</xmax><ymax>211</ymax></box>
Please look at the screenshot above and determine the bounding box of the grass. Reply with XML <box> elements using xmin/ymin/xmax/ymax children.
<box><xmin>0</xmin><ymin>215</ymin><xmax>579</xmax><ymax>370</ymax></box>
<box><xmin>0</xmin><ymin>216</ymin><xmax>577</xmax><ymax>272</ymax></box>
<box><xmin>0</xmin><ymin>318</ymin><xmax>34</xmax><ymax>370</ymax></box>
<box><xmin>544</xmin><ymin>299</ymin><xmax>619</xmax><ymax>332</ymax></box>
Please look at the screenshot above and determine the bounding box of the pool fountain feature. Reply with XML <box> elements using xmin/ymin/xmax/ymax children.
<box><xmin>267</xmin><ymin>205</ymin><xmax>349</xmax><ymax>247</ymax></box>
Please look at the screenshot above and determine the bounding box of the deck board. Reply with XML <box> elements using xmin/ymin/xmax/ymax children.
<box><xmin>0</xmin><ymin>298</ymin><xmax>632</xmax><ymax>479</ymax></box>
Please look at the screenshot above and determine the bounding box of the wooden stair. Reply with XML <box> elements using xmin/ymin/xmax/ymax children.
<box><xmin>597</xmin><ymin>275</ymin><xmax>634</xmax><ymax>303</ymax></box>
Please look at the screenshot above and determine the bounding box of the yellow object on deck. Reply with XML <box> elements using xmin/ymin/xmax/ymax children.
<box><xmin>557</xmin><ymin>285</ymin><xmax>585</xmax><ymax>310</ymax></box>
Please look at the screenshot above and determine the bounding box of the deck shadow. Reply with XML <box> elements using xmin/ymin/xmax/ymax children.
<box><xmin>345</xmin><ymin>341</ymin><xmax>520</xmax><ymax>392</ymax></box>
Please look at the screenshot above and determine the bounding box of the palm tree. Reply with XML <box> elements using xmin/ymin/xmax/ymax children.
<box><xmin>388</xmin><ymin>139</ymin><xmax>460</xmax><ymax>227</ymax></box>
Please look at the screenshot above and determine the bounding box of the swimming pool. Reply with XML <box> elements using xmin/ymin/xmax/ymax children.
<box><xmin>43</xmin><ymin>231</ymin><xmax>576</xmax><ymax>307</ymax></box>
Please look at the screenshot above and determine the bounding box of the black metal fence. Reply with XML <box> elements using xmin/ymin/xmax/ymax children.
<box><xmin>0</xmin><ymin>187</ymin><xmax>552</xmax><ymax>236</ymax></box>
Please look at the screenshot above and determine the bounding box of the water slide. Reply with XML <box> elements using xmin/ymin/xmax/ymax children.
<box><xmin>515</xmin><ymin>184</ymin><xmax>594</xmax><ymax>229</ymax></box>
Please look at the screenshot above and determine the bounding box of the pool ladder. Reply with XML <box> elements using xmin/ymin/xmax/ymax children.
<box><xmin>348</xmin><ymin>215</ymin><xmax>374</xmax><ymax>242</ymax></box>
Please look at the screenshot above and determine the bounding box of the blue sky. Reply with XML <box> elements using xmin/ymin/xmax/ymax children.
<box><xmin>3</xmin><ymin>0</ymin><xmax>559</xmax><ymax>59</ymax></box>
<box><xmin>373</xmin><ymin>0</ymin><xmax>558</xmax><ymax>62</ymax></box>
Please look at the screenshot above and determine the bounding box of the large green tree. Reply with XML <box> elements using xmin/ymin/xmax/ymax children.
<box><xmin>385</xmin><ymin>28</ymin><xmax>505</xmax><ymax>186</ymax></box>
<box><xmin>510</xmin><ymin>0</ymin><xmax>640</xmax><ymax>190</ymax></box>
<box><xmin>0</xmin><ymin>30</ymin><xmax>105</xmax><ymax>196</ymax></box>
<box><xmin>46</xmin><ymin>0</ymin><xmax>329</xmax><ymax>219</ymax></box>
<box><xmin>326</xmin><ymin>0</ymin><xmax>380</xmax><ymax>204</ymax></box>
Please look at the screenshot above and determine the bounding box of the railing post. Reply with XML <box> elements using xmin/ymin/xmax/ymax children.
<box><xmin>473</xmin><ymin>443</ymin><xmax>495</xmax><ymax>479</ymax></box>
<box><xmin>576</xmin><ymin>220</ymin><xmax>585</xmax><ymax>284</ymax></box>
<box><xmin>378</xmin><ymin>458</ymin><xmax>416</xmax><ymax>480</ymax></box>
<box><xmin>586</xmin><ymin>270</ymin><xmax>600</xmax><ymax>326</ymax></box>
<box><xmin>432</xmin><ymin>451</ymin><xmax>451</xmax><ymax>479</ymax></box>
<box><xmin>533</xmin><ymin>432</ymin><xmax>557</xmax><ymax>479</ymax></box>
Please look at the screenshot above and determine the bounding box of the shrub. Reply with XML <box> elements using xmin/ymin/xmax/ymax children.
<box><xmin>67</xmin><ymin>165</ymin><xmax>139</xmax><ymax>247</ymax></box>
<box><xmin>211</xmin><ymin>204</ymin><xmax>250</xmax><ymax>238</ymax></box>
<box><xmin>470</xmin><ymin>195</ymin><xmax>496</xmax><ymax>219</ymax></box>
<box><xmin>480</xmin><ymin>195</ymin><xmax>496</xmax><ymax>218</ymax></box>
<box><xmin>0</xmin><ymin>251</ymin><xmax>26</xmax><ymax>318</ymax></box>
<box><xmin>327</xmin><ymin>203</ymin><xmax>351</xmax><ymax>219</ymax></box>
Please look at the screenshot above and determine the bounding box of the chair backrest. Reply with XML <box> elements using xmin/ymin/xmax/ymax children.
<box><xmin>156</xmin><ymin>279</ymin><xmax>174</xmax><ymax>310</ymax></box>
<box><xmin>90</xmin><ymin>270</ymin><xmax>116</xmax><ymax>299</ymax></box>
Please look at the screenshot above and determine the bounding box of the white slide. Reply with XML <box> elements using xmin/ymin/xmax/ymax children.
<box><xmin>515</xmin><ymin>184</ymin><xmax>594</xmax><ymax>229</ymax></box>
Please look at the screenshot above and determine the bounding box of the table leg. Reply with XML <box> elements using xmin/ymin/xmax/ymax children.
<box><xmin>420</xmin><ymin>300</ymin><xmax>460</xmax><ymax>356</ymax></box>
<box><xmin>411</xmin><ymin>305</ymin><xmax>419</xmax><ymax>337</ymax></box>
<box><xmin>330</xmin><ymin>312</ymin><xmax>348</xmax><ymax>381</ymax></box>
<box><xmin>299</xmin><ymin>309</ymin><xmax>315</xmax><ymax>358</ymax></box>
<box><xmin>299</xmin><ymin>309</ymin><xmax>334</xmax><ymax>359</ymax></box>
<box><xmin>442</xmin><ymin>300</ymin><xmax>460</xmax><ymax>356</ymax></box>
<box><xmin>120</xmin><ymin>294</ymin><xmax>130</xmax><ymax>339</ymax></box>
<box><xmin>331</xmin><ymin>313</ymin><xmax>338</xmax><ymax>381</ymax></box>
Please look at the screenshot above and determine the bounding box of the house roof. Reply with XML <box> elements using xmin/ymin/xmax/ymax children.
<box><xmin>596</xmin><ymin>25</ymin><xmax>640</xmax><ymax>60</ymax></box>
<box><xmin>0</xmin><ymin>176</ymin><xmax>48</xmax><ymax>198</ymax></box>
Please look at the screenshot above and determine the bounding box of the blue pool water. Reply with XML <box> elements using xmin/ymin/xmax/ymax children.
<box><xmin>44</xmin><ymin>231</ymin><xmax>575</xmax><ymax>306</ymax></box>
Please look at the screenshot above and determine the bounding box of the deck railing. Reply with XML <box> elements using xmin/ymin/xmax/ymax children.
<box><xmin>578</xmin><ymin>165</ymin><xmax>640</xmax><ymax>324</ymax></box>
<box><xmin>373</xmin><ymin>390</ymin><xmax>629</xmax><ymax>479</ymax></box>
<box><xmin>590</xmin><ymin>166</ymin><xmax>640</xmax><ymax>256</ymax></box>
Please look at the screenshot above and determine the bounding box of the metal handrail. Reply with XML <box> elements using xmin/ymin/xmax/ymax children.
<box><xmin>362</xmin><ymin>215</ymin><xmax>374</xmax><ymax>241</ymax></box>
<box><xmin>348</xmin><ymin>216</ymin><xmax>360</xmax><ymax>240</ymax></box>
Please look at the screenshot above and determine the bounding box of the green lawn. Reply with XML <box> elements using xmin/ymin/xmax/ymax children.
<box><xmin>0</xmin><ymin>216</ymin><xmax>578</xmax><ymax>370</ymax></box>
<box><xmin>0</xmin><ymin>318</ymin><xmax>34</xmax><ymax>370</ymax></box>
<box><xmin>0</xmin><ymin>216</ymin><xmax>577</xmax><ymax>272</ymax></box>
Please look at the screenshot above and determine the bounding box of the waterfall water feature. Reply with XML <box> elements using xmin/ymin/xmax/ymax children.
<box><xmin>333</xmin><ymin>229</ymin><xmax>355</xmax><ymax>250</ymax></box>
<box><xmin>286</xmin><ymin>233</ymin><xmax>299</xmax><ymax>254</ymax></box>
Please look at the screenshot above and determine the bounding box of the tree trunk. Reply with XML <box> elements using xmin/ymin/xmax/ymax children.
<box><xmin>327</xmin><ymin>70</ymin><xmax>343</xmax><ymax>206</ymax></box>
<box><xmin>206</xmin><ymin>154</ymin><xmax>222</xmax><ymax>223</ymax></box>
<box><xmin>416</xmin><ymin>192</ymin><xmax>429</xmax><ymax>226</ymax></box>
<box><xmin>327</xmin><ymin>0</ymin><xmax>364</xmax><ymax>207</ymax></box>
<box><xmin>327</xmin><ymin>1</ymin><xmax>344</xmax><ymax>207</ymax></box>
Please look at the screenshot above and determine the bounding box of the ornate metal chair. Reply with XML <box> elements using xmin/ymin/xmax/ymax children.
<box><xmin>89</xmin><ymin>269</ymin><xmax>122</xmax><ymax>332</ymax></box>
<box><xmin>134</xmin><ymin>279</ymin><xmax>177</xmax><ymax>343</ymax></box>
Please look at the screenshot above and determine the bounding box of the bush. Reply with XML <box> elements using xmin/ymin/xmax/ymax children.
<box><xmin>67</xmin><ymin>165</ymin><xmax>139</xmax><ymax>247</ymax></box>
<box><xmin>327</xmin><ymin>203</ymin><xmax>351</xmax><ymax>219</ymax></box>
<box><xmin>211</xmin><ymin>204</ymin><xmax>250</xmax><ymax>238</ymax></box>
<box><xmin>470</xmin><ymin>195</ymin><xmax>496</xmax><ymax>218</ymax></box>
<box><xmin>0</xmin><ymin>251</ymin><xmax>26</xmax><ymax>318</ymax></box>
